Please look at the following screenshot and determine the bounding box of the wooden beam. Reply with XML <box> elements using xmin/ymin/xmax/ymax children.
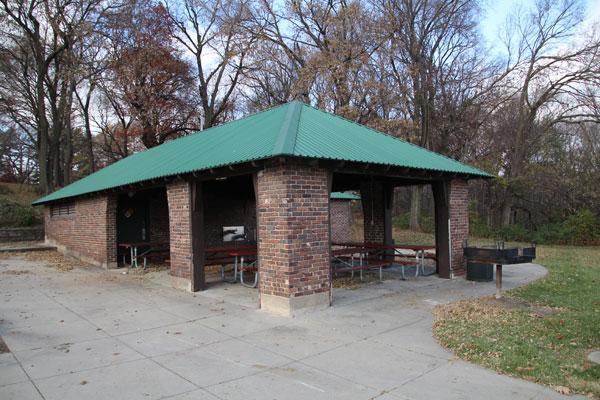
<box><xmin>190</xmin><ymin>181</ymin><xmax>205</xmax><ymax>291</ymax></box>
<box><xmin>384</xmin><ymin>184</ymin><xmax>394</xmax><ymax>257</ymax></box>
<box><xmin>432</xmin><ymin>181</ymin><xmax>450</xmax><ymax>279</ymax></box>
<box><xmin>326</xmin><ymin>170</ymin><xmax>333</xmax><ymax>306</ymax></box>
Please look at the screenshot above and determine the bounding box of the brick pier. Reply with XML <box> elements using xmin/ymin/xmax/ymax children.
<box><xmin>256</xmin><ymin>161</ymin><xmax>331</xmax><ymax>315</ymax></box>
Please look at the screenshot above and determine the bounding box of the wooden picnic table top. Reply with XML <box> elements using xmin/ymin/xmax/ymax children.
<box><xmin>331</xmin><ymin>247</ymin><xmax>368</xmax><ymax>256</ymax></box>
<box><xmin>227</xmin><ymin>248</ymin><xmax>257</xmax><ymax>257</ymax></box>
<box><xmin>118</xmin><ymin>241</ymin><xmax>169</xmax><ymax>249</ymax></box>
<box><xmin>333</xmin><ymin>242</ymin><xmax>435</xmax><ymax>251</ymax></box>
<box><xmin>205</xmin><ymin>244</ymin><xmax>256</xmax><ymax>254</ymax></box>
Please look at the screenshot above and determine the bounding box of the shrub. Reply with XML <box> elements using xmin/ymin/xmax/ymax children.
<box><xmin>0</xmin><ymin>198</ymin><xmax>42</xmax><ymax>227</ymax></box>
<box><xmin>393</xmin><ymin>213</ymin><xmax>409</xmax><ymax>229</ymax></box>
<box><xmin>392</xmin><ymin>212</ymin><xmax>434</xmax><ymax>233</ymax></box>
<box><xmin>559</xmin><ymin>209</ymin><xmax>600</xmax><ymax>244</ymax></box>
<box><xmin>492</xmin><ymin>223</ymin><xmax>530</xmax><ymax>242</ymax></box>
<box><xmin>469</xmin><ymin>202</ymin><xmax>492</xmax><ymax>238</ymax></box>
<box><xmin>0</xmin><ymin>185</ymin><xmax>12</xmax><ymax>195</ymax></box>
<box><xmin>531</xmin><ymin>222</ymin><xmax>564</xmax><ymax>244</ymax></box>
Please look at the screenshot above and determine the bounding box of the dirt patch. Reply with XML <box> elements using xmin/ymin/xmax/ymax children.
<box><xmin>23</xmin><ymin>250</ymin><xmax>83</xmax><ymax>271</ymax></box>
<box><xmin>0</xmin><ymin>336</ymin><xmax>10</xmax><ymax>353</ymax></box>
<box><xmin>0</xmin><ymin>250</ymin><xmax>85</xmax><ymax>270</ymax></box>
<box><xmin>74</xmin><ymin>274</ymin><xmax>119</xmax><ymax>285</ymax></box>
<box><xmin>333</xmin><ymin>275</ymin><xmax>381</xmax><ymax>289</ymax></box>
<box><xmin>482</xmin><ymin>296</ymin><xmax>560</xmax><ymax>317</ymax></box>
<box><xmin>126</xmin><ymin>263</ymin><xmax>170</xmax><ymax>275</ymax></box>
<box><xmin>1</xmin><ymin>269</ymin><xmax>31</xmax><ymax>275</ymax></box>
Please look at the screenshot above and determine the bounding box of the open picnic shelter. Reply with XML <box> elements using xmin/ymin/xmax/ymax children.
<box><xmin>33</xmin><ymin>101</ymin><xmax>490</xmax><ymax>315</ymax></box>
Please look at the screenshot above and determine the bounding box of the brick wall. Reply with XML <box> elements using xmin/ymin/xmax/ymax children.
<box><xmin>203</xmin><ymin>179</ymin><xmax>256</xmax><ymax>247</ymax></box>
<box><xmin>256</xmin><ymin>161</ymin><xmax>331</xmax><ymax>310</ymax></box>
<box><xmin>44</xmin><ymin>195</ymin><xmax>117</xmax><ymax>268</ymax></box>
<box><xmin>148</xmin><ymin>190</ymin><xmax>170</xmax><ymax>243</ymax></box>
<box><xmin>360</xmin><ymin>180</ymin><xmax>385</xmax><ymax>243</ymax></box>
<box><xmin>330</xmin><ymin>200</ymin><xmax>352</xmax><ymax>243</ymax></box>
<box><xmin>449</xmin><ymin>179</ymin><xmax>469</xmax><ymax>275</ymax></box>
<box><xmin>166</xmin><ymin>181</ymin><xmax>193</xmax><ymax>282</ymax></box>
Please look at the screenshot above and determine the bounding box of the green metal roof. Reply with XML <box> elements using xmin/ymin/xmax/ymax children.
<box><xmin>331</xmin><ymin>192</ymin><xmax>360</xmax><ymax>200</ymax></box>
<box><xmin>33</xmin><ymin>101</ymin><xmax>491</xmax><ymax>205</ymax></box>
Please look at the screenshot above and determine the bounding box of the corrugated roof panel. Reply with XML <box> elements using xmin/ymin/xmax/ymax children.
<box><xmin>294</xmin><ymin>105</ymin><xmax>485</xmax><ymax>175</ymax></box>
<box><xmin>330</xmin><ymin>192</ymin><xmax>360</xmax><ymax>200</ymax></box>
<box><xmin>33</xmin><ymin>103</ymin><xmax>289</xmax><ymax>204</ymax></box>
<box><xmin>33</xmin><ymin>101</ymin><xmax>491</xmax><ymax>205</ymax></box>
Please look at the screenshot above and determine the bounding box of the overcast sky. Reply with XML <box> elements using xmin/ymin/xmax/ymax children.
<box><xmin>479</xmin><ymin>0</ymin><xmax>600</xmax><ymax>53</ymax></box>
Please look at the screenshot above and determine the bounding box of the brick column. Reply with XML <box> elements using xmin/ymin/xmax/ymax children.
<box><xmin>330</xmin><ymin>200</ymin><xmax>352</xmax><ymax>243</ymax></box>
<box><xmin>105</xmin><ymin>195</ymin><xmax>118</xmax><ymax>268</ymax></box>
<box><xmin>257</xmin><ymin>161</ymin><xmax>331</xmax><ymax>315</ymax></box>
<box><xmin>360</xmin><ymin>180</ymin><xmax>385</xmax><ymax>243</ymax></box>
<box><xmin>433</xmin><ymin>179</ymin><xmax>469</xmax><ymax>278</ymax></box>
<box><xmin>449</xmin><ymin>179</ymin><xmax>469</xmax><ymax>276</ymax></box>
<box><xmin>167</xmin><ymin>181</ymin><xmax>193</xmax><ymax>291</ymax></box>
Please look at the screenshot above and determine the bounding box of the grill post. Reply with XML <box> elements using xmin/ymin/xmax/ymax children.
<box><xmin>495</xmin><ymin>264</ymin><xmax>503</xmax><ymax>299</ymax></box>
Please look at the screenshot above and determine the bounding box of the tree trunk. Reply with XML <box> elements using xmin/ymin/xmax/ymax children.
<box><xmin>77</xmin><ymin>83</ymin><xmax>96</xmax><ymax>173</ymax></box>
<box><xmin>409</xmin><ymin>186</ymin><xmax>421</xmax><ymax>231</ymax></box>
<box><xmin>34</xmin><ymin>52</ymin><xmax>50</xmax><ymax>193</ymax></box>
<box><xmin>501</xmin><ymin>195</ymin><xmax>513</xmax><ymax>226</ymax></box>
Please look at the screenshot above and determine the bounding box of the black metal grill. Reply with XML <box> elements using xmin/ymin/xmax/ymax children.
<box><xmin>464</xmin><ymin>242</ymin><xmax>536</xmax><ymax>265</ymax></box>
<box><xmin>463</xmin><ymin>242</ymin><xmax>536</xmax><ymax>298</ymax></box>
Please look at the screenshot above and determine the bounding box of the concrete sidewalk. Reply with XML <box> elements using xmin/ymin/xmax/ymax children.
<box><xmin>0</xmin><ymin>255</ymin><xmax>583</xmax><ymax>400</ymax></box>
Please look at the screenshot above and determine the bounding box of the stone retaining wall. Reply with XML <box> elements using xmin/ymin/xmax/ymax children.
<box><xmin>0</xmin><ymin>226</ymin><xmax>44</xmax><ymax>242</ymax></box>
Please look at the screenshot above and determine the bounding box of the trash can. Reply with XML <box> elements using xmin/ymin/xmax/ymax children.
<box><xmin>466</xmin><ymin>262</ymin><xmax>493</xmax><ymax>282</ymax></box>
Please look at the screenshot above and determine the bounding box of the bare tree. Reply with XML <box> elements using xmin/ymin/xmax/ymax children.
<box><xmin>497</xmin><ymin>0</ymin><xmax>600</xmax><ymax>225</ymax></box>
<box><xmin>379</xmin><ymin>0</ymin><xmax>482</xmax><ymax>229</ymax></box>
<box><xmin>103</xmin><ymin>0</ymin><xmax>200</xmax><ymax>148</ymax></box>
<box><xmin>0</xmin><ymin>0</ymin><xmax>112</xmax><ymax>192</ymax></box>
<box><xmin>165</xmin><ymin>0</ymin><xmax>257</xmax><ymax>129</ymax></box>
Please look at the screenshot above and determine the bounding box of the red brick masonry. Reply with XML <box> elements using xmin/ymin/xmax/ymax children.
<box><xmin>45</xmin><ymin>195</ymin><xmax>117</xmax><ymax>268</ymax></box>
<box><xmin>256</xmin><ymin>161</ymin><xmax>331</xmax><ymax>312</ymax></box>
<box><xmin>330</xmin><ymin>200</ymin><xmax>353</xmax><ymax>243</ymax></box>
<box><xmin>166</xmin><ymin>181</ymin><xmax>193</xmax><ymax>283</ymax></box>
<box><xmin>360</xmin><ymin>180</ymin><xmax>385</xmax><ymax>243</ymax></box>
<box><xmin>449</xmin><ymin>179</ymin><xmax>469</xmax><ymax>275</ymax></box>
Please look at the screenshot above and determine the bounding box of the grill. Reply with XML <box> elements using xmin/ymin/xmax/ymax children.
<box><xmin>464</xmin><ymin>242</ymin><xmax>536</xmax><ymax>298</ymax></box>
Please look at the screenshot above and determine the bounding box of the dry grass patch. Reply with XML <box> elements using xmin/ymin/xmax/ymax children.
<box><xmin>332</xmin><ymin>274</ymin><xmax>381</xmax><ymax>289</ymax></box>
<box><xmin>23</xmin><ymin>250</ymin><xmax>82</xmax><ymax>271</ymax></box>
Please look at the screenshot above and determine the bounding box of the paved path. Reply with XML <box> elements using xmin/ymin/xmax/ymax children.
<box><xmin>0</xmin><ymin>256</ymin><xmax>583</xmax><ymax>400</ymax></box>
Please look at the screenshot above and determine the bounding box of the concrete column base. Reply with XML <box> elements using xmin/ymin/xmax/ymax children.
<box><xmin>170</xmin><ymin>275</ymin><xmax>192</xmax><ymax>292</ymax></box>
<box><xmin>260</xmin><ymin>292</ymin><xmax>330</xmax><ymax>316</ymax></box>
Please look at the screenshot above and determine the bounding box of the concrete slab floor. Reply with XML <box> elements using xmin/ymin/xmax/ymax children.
<box><xmin>0</xmin><ymin>256</ymin><xmax>585</xmax><ymax>400</ymax></box>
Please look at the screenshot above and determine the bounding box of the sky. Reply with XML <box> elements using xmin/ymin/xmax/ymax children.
<box><xmin>479</xmin><ymin>0</ymin><xmax>600</xmax><ymax>53</ymax></box>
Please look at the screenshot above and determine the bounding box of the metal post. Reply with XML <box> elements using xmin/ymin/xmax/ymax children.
<box><xmin>495</xmin><ymin>264</ymin><xmax>503</xmax><ymax>299</ymax></box>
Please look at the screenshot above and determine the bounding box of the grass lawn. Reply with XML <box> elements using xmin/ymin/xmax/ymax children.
<box><xmin>433</xmin><ymin>245</ymin><xmax>600</xmax><ymax>397</ymax></box>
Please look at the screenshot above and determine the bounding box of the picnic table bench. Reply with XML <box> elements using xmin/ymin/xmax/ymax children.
<box><xmin>331</xmin><ymin>242</ymin><xmax>436</xmax><ymax>280</ymax></box>
<box><xmin>118</xmin><ymin>241</ymin><xmax>170</xmax><ymax>268</ymax></box>
<box><xmin>205</xmin><ymin>244</ymin><xmax>258</xmax><ymax>288</ymax></box>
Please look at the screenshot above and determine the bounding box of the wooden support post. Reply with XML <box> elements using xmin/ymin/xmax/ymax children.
<box><xmin>432</xmin><ymin>181</ymin><xmax>450</xmax><ymax>278</ymax></box>
<box><xmin>252</xmin><ymin>172</ymin><xmax>260</xmax><ymax>296</ymax></box>
<box><xmin>384</xmin><ymin>184</ymin><xmax>394</xmax><ymax>260</ymax></box>
<box><xmin>191</xmin><ymin>181</ymin><xmax>205</xmax><ymax>291</ymax></box>
<box><xmin>326</xmin><ymin>171</ymin><xmax>333</xmax><ymax>306</ymax></box>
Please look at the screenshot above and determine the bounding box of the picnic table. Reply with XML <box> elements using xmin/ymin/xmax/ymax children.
<box><xmin>118</xmin><ymin>241</ymin><xmax>170</xmax><ymax>268</ymax></box>
<box><xmin>205</xmin><ymin>244</ymin><xmax>258</xmax><ymax>288</ymax></box>
<box><xmin>331</xmin><ymin>242</ymin><xmax>436</xmax><ymax>280</ymax></box>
